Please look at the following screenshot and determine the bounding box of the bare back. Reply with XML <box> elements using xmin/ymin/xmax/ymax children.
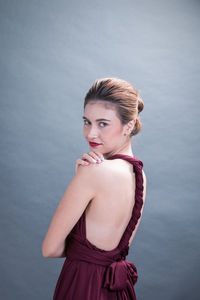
<box><xmin>85</xmin><ymin>158</ymin><xmax>146</xmax><ymax>251</ymax></box>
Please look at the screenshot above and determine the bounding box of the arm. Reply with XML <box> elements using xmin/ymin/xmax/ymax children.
<box><xmin>42</xmin><ymin>164</ymin><xmax>97</xmax><ymax>258</ymax></box>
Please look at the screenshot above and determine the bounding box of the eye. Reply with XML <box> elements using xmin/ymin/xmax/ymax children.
<box><xmin>83</xmin><ymin>120</ymin><xmax>107</xmax><ymax>127</ymax></box>
<box><xmin>83</xmin><ymin>120</ymin><xmax>90</xmax><ymax>125</ymax></box>
<box><xmin>99</xmin><ymin>122</ymin><xmax>107</xmax><ymax>127</ymax></box>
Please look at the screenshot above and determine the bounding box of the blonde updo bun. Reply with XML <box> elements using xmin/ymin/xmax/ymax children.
<box><xmin>84</xmin><ymin>77</ymin><xmax>144</xmax><ymax>137</ymax></box>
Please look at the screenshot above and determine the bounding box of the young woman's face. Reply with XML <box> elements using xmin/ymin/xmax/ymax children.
<box><xmin>83</xmin><ymin>100</ymin><xmax>128</xmax><ymax>155</ymax></box>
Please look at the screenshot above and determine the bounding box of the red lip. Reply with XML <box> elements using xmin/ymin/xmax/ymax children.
<box><xmin>89</xmin><ymin>142</ymin><xmax>102</xmax><ymax>147</ymax></box>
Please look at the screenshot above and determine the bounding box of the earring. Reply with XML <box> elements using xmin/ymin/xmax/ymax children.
<box><xmin>124</xmin><ymin>131</ymin><xmax>131</xmax><ymax>136</ymax></box>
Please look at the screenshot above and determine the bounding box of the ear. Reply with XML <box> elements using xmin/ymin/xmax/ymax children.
<box><xmin>127</xmin><ymin>119</ymin><xmax>136</xmax><ymax>132</ymax></box>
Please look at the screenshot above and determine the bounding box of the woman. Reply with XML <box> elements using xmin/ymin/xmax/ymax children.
<box><xmin>42</xmin><ymin>77</ymin><xmax>147</xmax><ymax>299</ymax></box>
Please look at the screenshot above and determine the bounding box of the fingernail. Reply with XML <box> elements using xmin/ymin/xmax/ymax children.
<box><xmin>84</xmin><ymin>161</ymin><xmax>89</xmax><ymax>165</ymax></box>
<box><xmin>97</xmin><ymin>158</ymin><xmax>101</xmax><ymax>163</ymax></box>
<box><xmin>101</xmin><ymin>156</ymin><xmax>104</xmax><ymax>161</ymax></box>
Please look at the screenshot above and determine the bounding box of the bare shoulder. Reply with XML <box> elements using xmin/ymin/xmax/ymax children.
<box><xmin>76</xmin><ymin>160</ymin><xmax>105</xmax><ymax>181</ymax></box>
<box><xmin>76</xmin><ymin>159</ymin><xmax>116</xmax><ymax>187</ymax></box>
<box><xmin>77</xmin><ymin>160</ymin><xmax>146</xmax><ymax>192</ymax></box>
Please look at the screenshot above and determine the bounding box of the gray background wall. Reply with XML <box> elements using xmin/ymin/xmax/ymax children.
<box><xmin>0</xmin><ymin>0</ymin><xmax>199</xmax><ymax>299</ymax></box>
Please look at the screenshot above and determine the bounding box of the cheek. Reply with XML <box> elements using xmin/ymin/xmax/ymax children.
<box><xmin>106</xmin><ymin>127</ymin><xmax>121</xmax><ymax>138</ymax></box>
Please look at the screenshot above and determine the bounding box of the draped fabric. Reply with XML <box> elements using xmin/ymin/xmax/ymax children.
<box><xmin>53</xmin><ymin>154</ymin><xmax>144</xmax><ymax>300</ymax></box>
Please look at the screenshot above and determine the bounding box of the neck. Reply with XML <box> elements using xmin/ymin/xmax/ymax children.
<box><xmin>103</xmin><ymin>142</ymin><xmax>134</xmax><ymax>159</ymax></box>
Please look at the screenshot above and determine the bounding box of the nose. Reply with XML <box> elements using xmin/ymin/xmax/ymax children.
<box><xmin>87</xmin><ymin>125</ymin><xmax>99</xmax><ymax>139</ymax></box>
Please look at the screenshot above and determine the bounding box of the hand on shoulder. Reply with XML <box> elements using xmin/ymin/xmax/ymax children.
<box><xmin>75</xmin><ymin>151</ymin><xmax>105</xmax><ymax>173</ymax></box>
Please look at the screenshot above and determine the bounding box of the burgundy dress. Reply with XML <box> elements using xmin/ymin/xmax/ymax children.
<box><xmin>53</xmin><ymin>154</ymin><xmax>144</xmax><ymax>300</ymax></box>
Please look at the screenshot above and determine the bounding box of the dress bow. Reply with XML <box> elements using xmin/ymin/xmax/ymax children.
<box><xmin>103</xmin><ymin>259</ymin><xmax>138</xmax><ymax>291</ymax></box>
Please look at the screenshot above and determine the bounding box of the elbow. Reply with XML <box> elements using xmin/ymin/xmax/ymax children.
<box><xmin>42</xmin><ymin>249</ymin><xmax>50</xmax><ymax>258</ymax></box>
<box><xmin>42</xmin><ymin>242</ymin><xmax>53</xmax><ymax>258</ymax></box>
<box><xmin>42</xmin><ymin>242</ymin><xmax>64</xmax><ymax>258</ymax></box>
<box><xmin>42</xmin><ymin>247</ymin><xmax>49</xmax><ymax>258</ymax></box>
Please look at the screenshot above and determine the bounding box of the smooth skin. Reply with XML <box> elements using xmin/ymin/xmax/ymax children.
<box><xmin>42</xmin><ymin>101</ymin><xmax>146</xmax><ymax>258</ymax></box>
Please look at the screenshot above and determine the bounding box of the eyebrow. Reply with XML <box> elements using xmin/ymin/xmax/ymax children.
<box><xmin>82</xmin><ymin>116</ymin><xmax>111</xmax><ymax>122</ymax></box>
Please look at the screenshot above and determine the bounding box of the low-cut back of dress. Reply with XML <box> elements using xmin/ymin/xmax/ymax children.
<box><xmin>53</xmin><ymin>154</ymin><xmax>144</xmax><ymax>300</ymax></box>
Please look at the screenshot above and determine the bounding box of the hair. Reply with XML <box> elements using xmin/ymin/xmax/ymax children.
<box><xmin>84</xmin><ymin>77</ymin><xmax>144</xmax><ymax>137</ymax></box>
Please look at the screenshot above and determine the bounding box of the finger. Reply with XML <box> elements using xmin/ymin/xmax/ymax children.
<box><xmin>81</xmin><ymin>153</ymin><xmax>97</xmax><ymax>163</ymax></box>
<box><xmin>76</xmin><ymin>158</ymin><xmax>89</xmax><ymax>166</ymax></box>
<box><xmin>92</xmin><ymin>151</ymin><xmax>104</xmax><ymax>161</ymax></box>
<box><xmin>87</xmin><ymin>151</ymin><xmax>104</xmax><ymax>163</ymax></box>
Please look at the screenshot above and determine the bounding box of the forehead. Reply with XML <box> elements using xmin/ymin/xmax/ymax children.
<box><xmin>84</xmin><ymin>100</ymin><xmax>118</xmax><ymax>118</ymax></box>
